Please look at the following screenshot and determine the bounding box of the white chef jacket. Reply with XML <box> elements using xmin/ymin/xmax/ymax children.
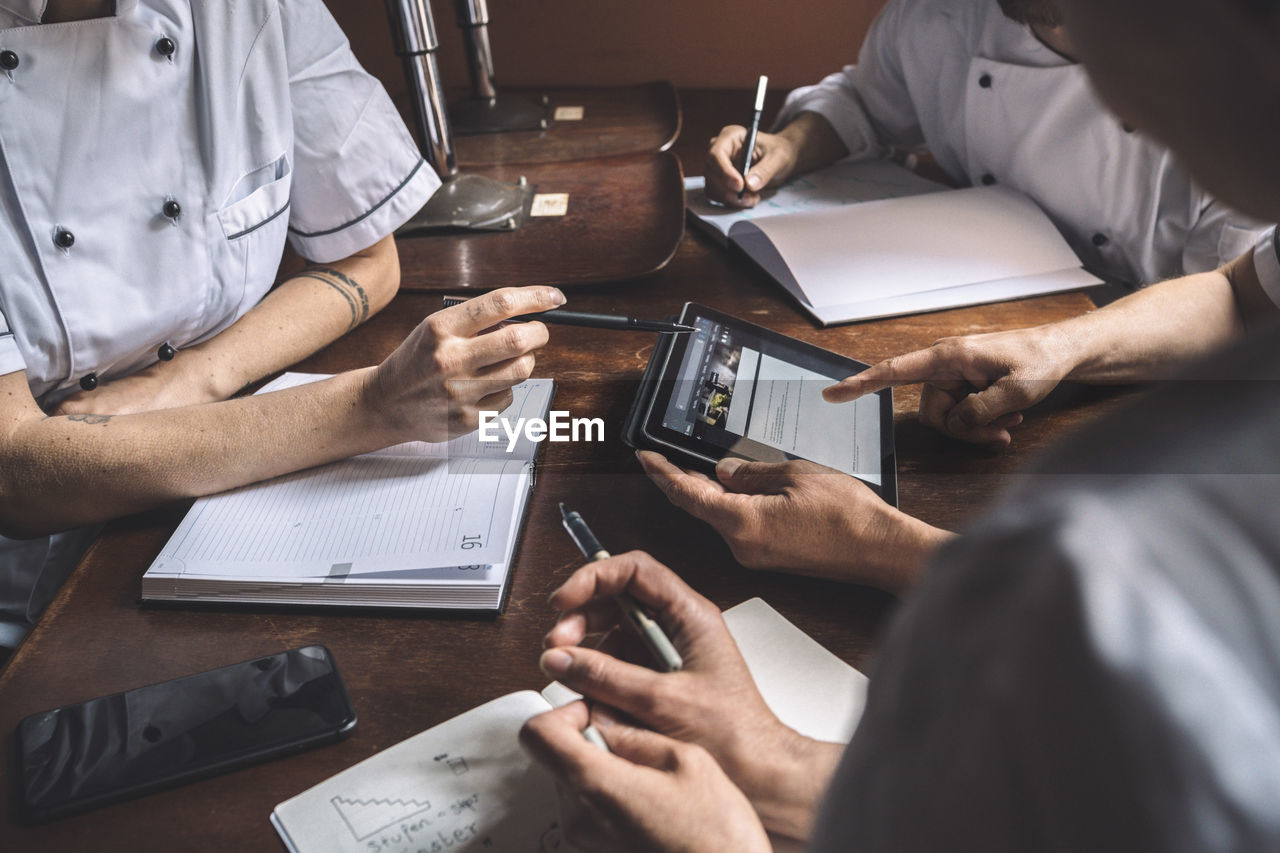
<box><xmin>777</xmin><ymin>0</ymin><xmax>1268</xmax><ymax>288</ymax></box>
<box><xmin>812</xmin><ymin>327</ymin><xmax>1280</xmax><ymax>850</ymax></box>
<box><xmin>0</xmin><ymin>0</ymin><xmax>438</xmax><ymax>648</ymax></box>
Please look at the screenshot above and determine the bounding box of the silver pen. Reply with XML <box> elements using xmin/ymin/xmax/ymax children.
<box><xmin>559</xmin><ymin>503</ymin><xmax>683</xmax><ymax>673</ymax></box>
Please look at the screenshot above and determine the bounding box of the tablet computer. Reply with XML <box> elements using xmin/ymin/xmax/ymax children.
<box><xmin>630</xmin><ymin>303</ymin><xmax>896</xmax><ymax>504</ymax></box>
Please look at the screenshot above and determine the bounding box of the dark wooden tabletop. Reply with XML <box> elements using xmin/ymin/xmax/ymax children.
<box><xmin>0</xmin><ymin>89</ymin><xmax>1129</xmax><ymax>850</ymax></box>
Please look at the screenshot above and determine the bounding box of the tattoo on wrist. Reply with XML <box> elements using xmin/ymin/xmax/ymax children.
<box><xmin>66</xmin><ymin>413</ymin><xmax>112</xmax><ymax>425</ymax></box>
<box><xmin>299</xmin><ymin>266</ymin><xmax>371</xmax><ymax>331</ymax></box>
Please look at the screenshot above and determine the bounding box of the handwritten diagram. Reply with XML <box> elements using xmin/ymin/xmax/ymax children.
<box><xmin>330</xmin><ymin>795</ymin><xmax>435</xmax><ymax>842</ymax></box>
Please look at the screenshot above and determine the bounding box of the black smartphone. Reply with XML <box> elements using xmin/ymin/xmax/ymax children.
<box><xmin>15</xmin><ymin>644</ymin><xmax>357</xmax><ymax>823</ymax></box>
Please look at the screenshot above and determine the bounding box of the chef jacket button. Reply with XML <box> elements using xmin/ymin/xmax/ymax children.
<box><xmin>0</xmin><ymin>50</ymin><xmax>18</xmax><ymax>71</ymax></box>
<box><xmin>79</xmin><ymin>373</ymin><xmax>99</xmax><ymax>392</ymax></box>
<box><xmin>1122</xmin><ymin>123</ymin><xmax>1136</xmax><ymax>134</ymax></box>
<box><xmin>978</xmin><ymin>73</ymin><xmax>992</xmax><ymax>88</ymax></box>
<box><xmin>155</xmin><ymin>36</ymin><xmax>176</xmax><ymax>58</ymax></box>
<box><xmin>158</xmin><ymin>342</ymin><xmax>176</xmax><ymax>361</ymax></box>
<box><xmin>54</xmin><ymin>228</ymin><xmax>75</xmax><ymax>249</ymax></box>
<box><xmin>1092</xmin><ymin>232</ymin><xmax>1109</xmax><ymax>247</ymax></box>
<box><xmin>162</xmin><ymin>199</ymin><xmax>182</xmax><ymax>220</ymax></box>
<box><xmin>980</xmin><ymin>173</ymin><xmax>996</xmax><ymax>186</ymax></box>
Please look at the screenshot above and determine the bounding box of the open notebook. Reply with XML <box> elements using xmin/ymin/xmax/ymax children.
<box><xmin>140</xmin><ymin>373</ymin><xmax>553</xmax><ymax>611</ymax></box>
<box><xmin>687</xmin><ymin>160</ymin><xmax>1101</xmax><ymax>326</ymax></box>
<box><xmin>271</xmin><ymin>598</ymin><xmax>868</xmax><ymax>852</ymax></box>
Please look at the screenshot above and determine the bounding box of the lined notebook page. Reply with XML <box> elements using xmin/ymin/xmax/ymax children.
<box><xmin>148</xmin><ymin>456</ymin><xmax>528</xmax><ymax>579</ymax></box>
<box><xmin>258</xmin><ymin>375</ymin><xmax>555</xmax><ymax>462</ymax></box>
<box><xmin>146</xmin><ymin>375</ymin><xmax>554</xmax><ymax>582</ymax></box>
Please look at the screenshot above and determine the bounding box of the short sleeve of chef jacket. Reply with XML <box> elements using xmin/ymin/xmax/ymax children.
<box><xmin>277</xmin><ymin>0</ymin><xmax>439</xmax><ymax>263</ymax></box>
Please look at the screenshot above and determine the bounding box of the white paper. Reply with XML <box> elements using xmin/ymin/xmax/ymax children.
<box><xmin>685</xmin><ymin>159</ymin><xmax>946</xmax><ymax>242</ymax></box>
<box><xmin>144</xmin><ymin>375</ymin><xmax>553</xmax><ymax>594</ymax></box>
<box><xmin>257</xmin><ymin>375</ymin><xmax>555</xmax><ymax>462</ymax></box>
<box><xmin>804</xmin><ymin>267</ymin><xmax>1102</xmax><ymax>326</ymax></box>
<box><xmin>722</xmin><ymin>598</ymin><xmax>867</xmax><ymax>743</ymax></box>
<box><xmin>687</xmin><ymin>163</ymin><xmax>1101</xmax><ymax>325</ymax></box>
<box><xmin>272</xmin><ymin>599</ymin><xmax>869</xmax><ymax>851</ymax></box>
<box><xmin>272</xmin><ymin>692</ymin><xmax>560</xmax><ymax>853</ymax></box>
<box><xmin>147</xmin><ymin>456</ymin><xmax>525</xmax><ymax>578</ymax></box>
<box><xmin>732</xmin><ymin>186</ymin><xmax>1089</xmax><ymax>309</ymax></box>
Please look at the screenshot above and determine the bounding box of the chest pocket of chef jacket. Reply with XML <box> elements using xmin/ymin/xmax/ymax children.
<box><xmin>212</xmin><ymin>154</ymin><xmax>292</xmax><ymax>320</ymax></box>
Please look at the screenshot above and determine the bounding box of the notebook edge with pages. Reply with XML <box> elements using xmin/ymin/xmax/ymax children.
<box><xmin>139</xmin><ymin>373</ymin><xmax>555</xmax><ymax>613</ymax></box>
<box><xmin>685</xmin><ymin>162</ymin><xmax>1102</xmax><ymax>325</ymax></box>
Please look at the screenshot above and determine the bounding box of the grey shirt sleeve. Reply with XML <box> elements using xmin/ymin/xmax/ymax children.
<box><xmin>812</xmin><ymin>332</ymin><xmax>1280</xmax><ymax>851</ymax></box>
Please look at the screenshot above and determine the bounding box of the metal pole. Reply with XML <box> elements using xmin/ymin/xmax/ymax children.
<box><xmin>446</xmin><ymin>0</ymin><xmax>547</xmax><ymax>134</ymax></box>
<box><xmin>455</xmin><ymin>0</ymin><xmax>498</xmax><ymax>103</ymax></box>
<box><xmin>383</xmin><ymin>0</ymin><xmax>534</xmax><ymax>232</ymax></box>
<box><xmin>384</xmin><ymin>0</ymin><xmax>458</xmax><ymax>178</ymax></box>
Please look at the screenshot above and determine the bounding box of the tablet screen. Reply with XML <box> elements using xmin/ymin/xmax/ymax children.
<box><xmin>644</xmin><ymin>304</ymin><xmax>888</xmax><ymax>489</ymax></box>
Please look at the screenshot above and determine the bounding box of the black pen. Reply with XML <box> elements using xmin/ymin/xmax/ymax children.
<box><xmin>441</xmin><ymin>296</ymin><xmax>694</xmax><ymax>334</ymax></box>
<box><xmin>559</xmin><ymin>503</ymin><xmax>684</xmax><ymax>673</ymax></box>
<box><xmin>738</xmin><ymin>75</ymin><xmax>769</xmax><ymax>199</ymax></box>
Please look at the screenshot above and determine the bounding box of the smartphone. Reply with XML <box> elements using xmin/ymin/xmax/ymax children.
<box><xmin>15</xmin><ymin>645</ymin><xmax>357</xmax><ymax>823</ymax></box>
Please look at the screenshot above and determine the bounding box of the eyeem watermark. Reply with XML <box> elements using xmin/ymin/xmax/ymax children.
<box><xmin>478</xmin><ymin>410</ymin><xmax>605</xmax><ymax>451</ymax></box>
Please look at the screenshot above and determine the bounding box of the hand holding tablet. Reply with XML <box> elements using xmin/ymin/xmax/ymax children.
<box><xmin>624</xmin><ymin>303</ymin><xmax>897</xmax><ymax>505</ymax></box>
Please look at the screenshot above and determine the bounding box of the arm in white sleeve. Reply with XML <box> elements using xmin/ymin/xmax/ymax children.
<box><xmin>1252</xmin><ymin>226</ymin><xmax>1280</xmax><ymax>309</ymax></box>
<box><xmin>773</xmin><ymin>0</ymin><xmax>921</xmax><ymax>162</ymax></box>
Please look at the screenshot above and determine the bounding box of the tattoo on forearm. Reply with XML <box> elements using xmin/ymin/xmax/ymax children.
<box><xmin>66</xmin><ymin>413</ymin><xmax>112</xmax><ymax>425</ymax></box>
<box><xmin>298</xmin><ymin>266</ymin><xmax>371</xmax><ymax>331</ymax></box>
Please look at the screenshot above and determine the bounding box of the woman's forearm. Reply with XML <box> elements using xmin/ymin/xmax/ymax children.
<box><xmin>0</xmin><ymin>285</ymin><xmax>564</xmax><ymax>539</ymax></box>
<box><xmin>158</xmin><ymin>235</ymin><xmax>401</xmax><ymax>402</ymax></box>
<box><xmin>1</xmin><ymin>368</ymin><xmax>388</xmax><ymax>538</ymax></box>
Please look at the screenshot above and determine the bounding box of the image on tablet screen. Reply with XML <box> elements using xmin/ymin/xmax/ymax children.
<box><xmin>661</xmin><ymin>316</ymin><xmax>882</xmax><ymax>485</ymax></box>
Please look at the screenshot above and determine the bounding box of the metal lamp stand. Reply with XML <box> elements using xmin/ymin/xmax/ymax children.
<box><xmin>385</xmin><ymin>0</ymin><xmax>532</xmax><ymax>232</ymax></box>
<box><xmin>448</xmin><ymin>0</ymin><xmax>548</xmax><ymax>135</ymax></box>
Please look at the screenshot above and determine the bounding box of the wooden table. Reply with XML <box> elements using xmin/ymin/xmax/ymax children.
<box><xmin>0</xmin><ymin>90</ymin><xmax>1128</xmax><ymax>850</ymax></box>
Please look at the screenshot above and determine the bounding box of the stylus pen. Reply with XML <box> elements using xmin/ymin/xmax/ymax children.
<box><xmin>441</xmin><ymin>297</ymin><xmax>695</xmax><ymax>334</ymax></box>
<box><xmin>559</xmin><ymin>503</ymin><xmax>684</xmax><ymax>674</ymax></box>
<box><xmin>738</xmin><ymin>75</ymin><xmax>769</xmax><ymax>199</ymax></box>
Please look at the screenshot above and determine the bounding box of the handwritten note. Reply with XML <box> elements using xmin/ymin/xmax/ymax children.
<box><xmin>272</xmin><ymin>692</ymin><xmax>562</xmax><ymax>853</ymax></box>
<box><xmin>685</xmin><ymin>159</ymin><xmax>946</xmax><ymax>242</ymax></box>
<box><xmin>273</xmin><ymin>600</ymin><xmax>870</xmax><ymax>852</ymax></box>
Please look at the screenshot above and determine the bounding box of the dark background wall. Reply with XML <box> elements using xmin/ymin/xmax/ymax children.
<box><xmin>325</xmin><ymin>0</ymin><xmax>890</xmax><ymax>98</ymax></box>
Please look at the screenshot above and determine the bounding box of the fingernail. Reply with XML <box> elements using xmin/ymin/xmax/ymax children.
<box><xmin>550</xmin><ymin>288</ymin><xmax>566</xmax><ymax>306</ymax></box>
<box><xmin>590</xmin><ymin>705</ymin><xmax>618</xmax><ymax>728</ymax></box>
<box><xmin>540</xmin><ymin>648</ymin><xmax>573</xmax><ymax>678</ymax></box>
<box><xmin>946</xmin><ymin>413</ymin><xmax>966</xmax><ymax>434</ymax></box>
<box><xmin>747</xmin><ymin>174</ymin><xmax>761</xmax><ymax>190</ymax></box>
<box><xmin>716</xmin><ymin>457</ymin><xmax>743</xmax><ymax>478</ymax></box>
